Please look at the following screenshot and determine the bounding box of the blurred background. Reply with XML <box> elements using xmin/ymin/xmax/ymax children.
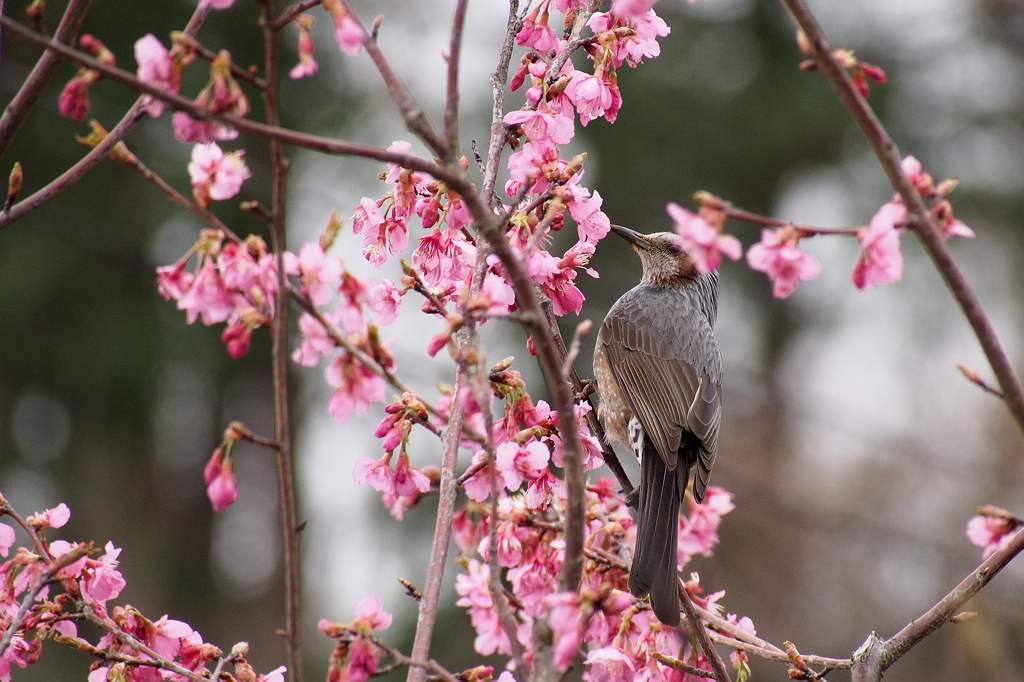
<box><xmin>2</xmin><ymin>0</ymin><xmax>1023</xmax><ymax>679</ymax></box>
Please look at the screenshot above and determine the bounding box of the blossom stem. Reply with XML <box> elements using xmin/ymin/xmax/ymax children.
<box><xmin>679</xmin><ymin>584</ymin><xmax>732</xmax><ymax>682</ymax></box>
<box><xmin>722</xmin><ymin>205</ymin><xmax>861</xmax><ymax>237</ymax></box>
<box><xmin>780</xmin><ymin>0</ymin><xmax>1024</xmax><ymax>439</ymax></box>
<box><xmin>0</xmin><ymin>0</ymin><xmax>90</xmax><ymax>156</ymax></box>
<box><xmin>260</xmin><ymin>3</ymin><xmax>304</xmax><ymax>679</ymax></box>
<box><xmin>0</xmin><ymin>7</ymin><xmax>213</xmax><ymax>229</ymax></box>
<box><xmin>0</xmin><ymin>502</ymin><xmax>53</xmax><ymax>560</ymax></box>
<box><xmin>481</xmin><ymin>0</ymin><xmax>524</xmax><ymax>206</ymax></box>
<box><xmin>177</xmin><ymin>34</ymin><xmax>268</xmax><ymax>90</ymax></box>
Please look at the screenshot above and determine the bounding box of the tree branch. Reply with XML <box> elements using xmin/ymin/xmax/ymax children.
<box><xmin>851</xmin><ymin>527</ymin><xmax>1024</xmax><ymax>680</ymax></box>
<box><xmin>679</xmin><ymin>585</ymin><xmax>732</xmax><ymax>682</ymax></box>
<box><xmin>0</xmin><ymin>7</ymin><xmax>214</xmax><ymax>229</ymax></box>
<box><xmin>779</xmin><ymin>0</ymin><xmax>1024</xmax><ymax>438</ymax></box>
<box><xmin>260</xmin><ymin>3</ymin><xmax>303</xmax><ymax>679</ymax></box>
<box><xmin>0</xmin><ymin>0</ymin><xmax>91</xmax><ymax>155</ymax></box>
<box><xmin>443</xmin><ymin>0</ymin><xmax>469</xmax><ymax>157</ymax></box>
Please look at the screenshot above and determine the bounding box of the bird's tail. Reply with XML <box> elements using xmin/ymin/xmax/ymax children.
<box><xmin>629</xmin><ymin>436</ymin><xmax>682</xmax><ymax>626</ymax></box>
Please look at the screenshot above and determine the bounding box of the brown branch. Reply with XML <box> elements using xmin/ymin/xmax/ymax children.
<box><xmin>82</xmin><ymin>606</ymin><xmax>212</xmax><ymax>682</ymax></box>
<box><xmin>444</xmin><ymin>0</ymin><xmax>469</xmax><ymax>156</ymax></box>
<box><xmin>338</xmin><ymin>1</ymin><xmax>450</xmax><ymax>159</ymax></box>
<box><xmin>0</xmin><ymin>545</ymin><xmax>91</xmax><ymax>658</ymax></box>
<box><xmin>0</xmin><ymin>16</ymin><xmax>461</xmax><ymax>229</ymax></box>
<box><xmin>260</xmin><ymin>3</ymin><xmax>303</xmax><ymax>679</ymax></box>
<box><xmin>271</xmin><ymin>0</ymin><xmax>320</xmax><ymax>32</ymax></box>
<box><xmin>0</xmin><ymin>0</ymin><xmax>91</xmax><ymax>155</ymax></box>
<box><xmin>371</xmin><ymin>636</ymin><xmax>460</xmax><ymax>682</ymax></box>
<box><xmin>0</xmin><ymin>7</ymin><xmax>214</xmax><ymax>229</ymax></box>
<box><xmin>851</xmin><ymin>527</ymin><xmax>1024</xmax><ymax>680</ymax></box>
<box><xmin>679</xmin><ymin>585</ymin><xmax>732</xmax><ymax>682</ymax></box>
<box><xmin>652</xmin><ymin>652</ymin><xmax>716</xmax><ymax>679</ymax></box>
<box><xmin>480</xmin><ymin>0</ymin><xmax>523</xmax><ymax>206</ymax></box>
<box><xmin>110</xmin><ymin>139</ymin><xmax>239</xmax><ymax>240</ymax></box>
<box><xmin>721</xmin><ymin>204</ymin><xmax>861</xmax><ymax>237</ymax></box>
<box><xmin>779</xmin><ymin>0</ymin><xmax>1024</xmax><ymax>438</ymax></box>
<box><xmin>704</xmin><ymin>631</ymin><xmax>851</xmax><ymax>671</ymax></box>
<box><xmin>176</xmin><ymin>33</ymin><xmax>267</xmax><ymax>90</ymax></box>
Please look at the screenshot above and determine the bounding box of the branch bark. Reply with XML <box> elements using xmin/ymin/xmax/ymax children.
<box><xmin>0</xmin><ymin>0</ymin><xmax>91</xmax><ymax>155</ymax></box>
<box><xmin>851</xmin><ymin>528</ymin><xmax>1024</xmax><ymax>680</ymax></box>
<box><xmin>779</xmin><ymin>0</ymin><xmax>1024</xmax><ymax>439</ymax></box>
<box><xmin>260</xmin><ymin>3</ymin><xmax>303</xmax><ymax>679</ymax></box>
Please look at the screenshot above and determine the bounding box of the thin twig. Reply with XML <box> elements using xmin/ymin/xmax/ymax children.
<box><xmin>372</xmin><ymin>636</ymin><xmax>461</xmax><ymax>682</ymax></box>
<box><xmin>259</xmin><ymin>3</ymin><xmax>303</xmax><ymax>679</ymax></box>
<box><xmin>0</xmin><ymin>0</ymin><xmax>91</xmax><ymax>155</ymax></box>
<box><xmin>271</xmin><ymin>0</ymin><xmax>320</xmax><ymax>32</ymax></box>
<box><xmin>722</xmin><ymin>205</ymin><xmax>861</xmax><ymax>237</ymax></box>
<box><xmin>779</xmin><ymin>0</ymin><xmax>1024</xmax><ymax>439</ymax></box>
<box><xmin>679</xmin><ymin>585</ymin><xmax>732</xmax><ymax>682</ymax></box>
<box><xmin>179</xmin><ymin>34</ymin><xmax>267</xmax><ymax>89</ymax></box>
<box><xmin>444</xmin><ymin>0</ymin><xmax>469</xmax><ymax>157</ymax></box>
<box><xmin>651</xmin><ymin>652</ymin><xmax>716</xmax><ymax>679</ymax></box>
<box><xmin>480</xmin><ymin>0</ymin><xmax>522</xmax><ymax>207</ymax></box>
<box><xmin>957</xmin><ymin>363</ymin><xmax>1005</xmax><ymax>400</ymax></box>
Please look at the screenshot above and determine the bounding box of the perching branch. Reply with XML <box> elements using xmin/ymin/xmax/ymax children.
<box><xmin>443</xmin><ymin>0</ymin><xmax>469</xmax><ymax>156</ymax></box>
<box><xmin>779</xmin><ymin>0</ymin><xmax>1024</xmax><ymax>439</ymax></box>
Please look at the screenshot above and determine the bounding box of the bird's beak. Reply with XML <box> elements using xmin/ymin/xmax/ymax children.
<box><xmin>610</xmin><ymin>224</ymin><xmax>650</xmax><ymax>250</ymax></box>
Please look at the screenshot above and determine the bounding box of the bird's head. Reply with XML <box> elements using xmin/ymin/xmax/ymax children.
<box><xmin>609</xmin><ymin>224</ymin><xmax>698</xmax><ymax>285</ymax></box>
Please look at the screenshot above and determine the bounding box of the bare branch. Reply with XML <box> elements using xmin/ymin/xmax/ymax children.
<box><xmin>444</xmin><ymin>0</ymin><xmax>470</xmax><ymax>156</ymax></box>
<box><xmin>678</xmin><ymin>585</ymin><xmax>732</xmax><ymax>682</ymax></box>
<box><xmin>0</xmin><ymin>0</ymin><xmax>91</xmax><ymax>155</ymax></box>
<box><xmin>779</xmin><ymin>0</ymin><xmax>1024</xmax><ymax>438</ymax></box>
<box><xmin>259</xmin><ymin>3</ymin><xmax>303</xmax><ymax>678</ymax></box>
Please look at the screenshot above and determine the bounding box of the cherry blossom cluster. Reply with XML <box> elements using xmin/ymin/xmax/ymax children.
<box><xmin>0</xmin><ymin>497</ymin><xmax>283</xmax><ymax>682</ymax></box>
<box><xmin>667</xmin><ymin>156</ymin><xmax>974</xmax><ymax>298</ymax></box>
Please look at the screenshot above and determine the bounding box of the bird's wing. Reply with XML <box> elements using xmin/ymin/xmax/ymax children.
<box><xmin>598</xmin><ymin>291</ymin><xmax>721</xmax><ymax>496</ymax></box>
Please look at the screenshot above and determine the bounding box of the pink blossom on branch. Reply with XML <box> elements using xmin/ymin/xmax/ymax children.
<box><xmin>0</xmin><ymin>522</ymin><xmax>14</xmax><ymax>557</ymax></box>
<box><xmin>852</xmin><ymin>201</ymin><xmax>904</xmax><ymax>290</ymax></box>
<box><xmin>188</xmin><ymin>143</ymin><xmax>251</xmax><ymax>207</ymax></box>
<box><xmin>323</xmin><ymin>0</ymin><xmax>365</xmax><ymax>55</ymax></box>
<box><xmin>966</xmin><ymin>514</ymin><xmax>1021</xmax><ymax>559</ymax></box>
<box><xmin>289</xmin><ymin>15</ymin><xmax>320</xmax><ymax>79</ymax></box>
<box><xmin>134</xmin><ymin>34</ymin><xmax>178</xmax><ymax>117</ymax></box>
<box><xmin>746</xmin><ymin>227</ymin><xmax>821</xmax><ymax>298</ymax></box>
<box><xmin>667</xmin><ymin>202</ymin><xmax>742</xmax><ymax>273</ymax></box>
<box><xmin>203</xmin><ymin>446</ymin><xmax>239</xmax><ymax>512</ymax></box>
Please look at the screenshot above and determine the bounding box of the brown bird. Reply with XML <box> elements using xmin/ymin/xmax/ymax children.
<box><xmin>593</xmin><ymin>224</ymin><xmax>723</xmax><ymax>625</ymax></box>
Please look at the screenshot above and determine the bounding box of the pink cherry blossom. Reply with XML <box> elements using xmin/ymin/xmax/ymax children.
<box><xmin>81</xmin><ymin>542</ymin><xmax>127</xmax><ymax>605</ymax></box>
<box><xmin>566</xmin><ymin>70</ymin><xmax>621</xmax><ymax>126</ymax></box>
<box><xmin>610</xmin><ymin>0</ymin><xmax>656</xmax><ymax>16</ymax></box>
<box><xmin>367</xmin><ymin>280</ymin><xmax>403</xmax><ymax>325</ymax></box>
<box><xmin>746</xmin><ymin>227</ymin><xmax>821</xmax><ymax>298</ymax></box>
<box><xmin>503</xmin><ymin>106</ymin><xmax>575</xmax><ymax>145</ymax></box>
<box><xmin>203</xmin><ymin>447</ymin><xmax>239</xmax><ymax>512</ymax></box>
<box><xmin>547</xmin><ymin>592</ymin><xmax>584</xmax><ymax>670</ymax></box>
<box><xmin>678</xmin><ymin>486</ymin><xmax>734</xmax><ymax>564</ymax></box>
<box><xmin>176</xmin><ymin>259</ymin><xmax>235</xmax><ymax>326</ymax></box>
<box><xmin>853</xmin><ymin>201</ymin><xmax>904</xmax><ymax>290</ymax></box>
<box><xmin>565</xmin><ymin>185</ymin><xmax>612</xmax><ymax>242</ymax></box>
<box><xmin>516</xmin><ymin>3</ymin><xmax>558</xmax><ymax>53</ymax></box>
<box><xmin>188</xmin><ymin>143</ymin><xmax>251</xmax><ymax>205</ymax></box>
<box><xmin>495</xmin><ymin>440</ymin><xmax>550</xmax><ymax>491</ymax></box>
<box><xmin>353</xmin><ymin>594</ymin><xmax>394</xmax><ymax>632</ymax></box>
<box><xmin>667</xmin><ymin>202</ymin><xmax>742</xmax><ymax>273</ymax></box>
<box><xmin>352</xmin><ymin>196</ymin><xmax>385</xmax><ymax>235</ymax></box>
<box><xmin>0</xmin><ymin>522</ymin><xmax>14</xmax><ymax>557</ymax></box>
<box><xmin>27</xmin><ymin>503</ymin><xmax>71</xmax><ymax>529</ymax></box>
<box><xmin>325</xmin><ymin>0</ymin><xmax>364</xmax><ymax>55</ymax></box>
<box><xmin>966</xmin><ymin>515</ymin><xmax>1019</xmax><ymax>559</ymax></box>
<box><xmin>585</xmin><ymin>647</ymin><xmax>636</xmax><ymax>681</ymax></box>
<box><xmin>362</xmin><ymin>218</ymin><xmax>409</xmax><ymax>266</ymax></box>
<box><xmin>285</xmin><ymin>243</ymin><xmax>342</xmax><ymax>306</ymax></box>
<box><xmin>134</xmin><ymin>34</ymin><xmax>177</xmax><ymax>117</ymax></box>
<box><xmin>325</xmin><ymin>350</ymin><xmax>387</xmax><ymax>421</ymax></box>
<box><xmin>292</xmin><ymin>312</ymin><xmax>336</xmax><ymax>367</ymax></box>
<box><xmin>481</xmin><ymin>271</ymin><xmax>516</xmax><ymax>314</ymax></box>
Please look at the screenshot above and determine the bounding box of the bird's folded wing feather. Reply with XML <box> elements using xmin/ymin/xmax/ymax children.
<box><xmin>599</xmin><ymin>308</ymin><xmax>721</xmax><ymax>495</ymax></box>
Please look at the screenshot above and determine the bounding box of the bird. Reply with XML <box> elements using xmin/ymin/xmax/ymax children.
<box><xmin>593</xmin><ymin>224</ymin><xmax>723</xmax><ymax>626</ymax></box>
